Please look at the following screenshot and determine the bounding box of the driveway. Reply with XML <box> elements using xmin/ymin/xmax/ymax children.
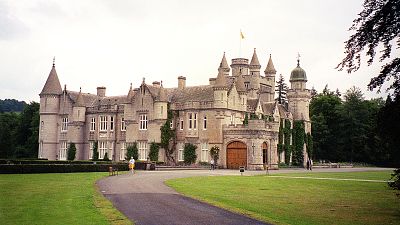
<box><xmin>96</xmin><ymin>167</ymin><xmax>391</xmax><ymax>225</ymax></box>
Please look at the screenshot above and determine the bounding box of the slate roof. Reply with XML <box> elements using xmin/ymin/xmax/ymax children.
<box><xmin>168</xmin><ymin>85</ymin><xmax>214</xmax><ymax>103</ymax></box>
<box><xmin>249</xmin><ymin>48</ymin><xmax>261</xmax><ymax>68</ymax></box>
<box><xmin>264</xmin><ymin>54</ymin><xmax>277</xmax><ymax>74</ymax></box>
<box><xmin>40</xmin><ymin>66</ymin><xmax>63</xmax><ymax>95</ymax></box>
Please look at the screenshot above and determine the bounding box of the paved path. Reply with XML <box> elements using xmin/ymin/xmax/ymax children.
<box><xmin>96</xmin><ymin>167</ymin><xmax>392</xmax><ymax>225</ymax></box>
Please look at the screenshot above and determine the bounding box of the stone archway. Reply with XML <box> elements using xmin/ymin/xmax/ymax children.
<box><xmin>226</xmin><ymin>141</ymin><xmax>247</xmax><ymax>169</ymax></box>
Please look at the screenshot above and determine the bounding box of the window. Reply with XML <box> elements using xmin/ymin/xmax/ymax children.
<box><xmin>99</xmin><ymin>141</ymin><xmax>107</xmax><ymax>159</ymax></box>
<box><xmin>38</xmin><ymin>141</ymin><xmax>44</xmax><ymax>158</ymax></box>
<box><xmin>110</xmin><ymin>116</ymin><xmax>114</xmax><ymax>131</ymax></box>
<box><xmin>139</xmin><ymin>114</ymin><xmax>148</xmax><ymax>130</ymax></box>
<box><xmin>89</xmin><ymin>141</ymin><xmax>94</xmax><ymax>159</ymax></box>
<box><xmin>194</xmin><ymin>113</ymin><xmax>197</xmax><ymax>130</ymax></box>
<box><xmin>61</xmin><ymin>117</ymin><xmax>68</xmax><ymax>132</ymax></box>
<box><xmin>160</xmin><ymin>106</ymin><xmax>164</xmax><ymax>116</ymax></box>
<box><xmin>244</xmin><ymin>82</ymin><xmax>250</xmax><ymax>89</ymax></box>
<box><xmin>121</xmin><ymin>117</ymin><xmax>126</xmax><ymax>131</ymax></box>
<box><xmin>138</xmin><ymin>141</ymin><xmax>148</xmax><ymax>160</ymax></box>
<box><xmin>120</xmin><ymin>142</ymin><xmax>126</xmax><ymax>160</ymax></box>
<box><xmin>201</xmin><ymin>142</ymin><xmax>208</xmax><ymax>162</ymax></box>
<box><xmin>178</xmin><ymin>144</ymin><xmax>184</xmax><ymax>161</ymax></box>
<box><xmin>41</xmin><ymin>121</ymin><xmax>44</xmax><ymax>132</ymax></box>
<box><xmin>203</xmin><ymin>116</ymin><xmax>207</xmax><ymax>130</ymax></box>
<box><xmin>59</xmin><ymin>141</ymin><xmax>67</xmax><ymax>160</ymax></box>
<box><xmin>180</xmin><ymin>118</ymin><xmax>184</xmax><ymax>130</ymax></box>
<box><xmin>100</xmin><ymin>116</ymin><xmax>108</xmax><ymax>131</ymax></box>
<box><xmin>90</xmin><ymin>118</ymin><xmax>96</xmax><ymax>131</ymax></box>
<box><xmin>189</xmin><ymin>113</ymin><xmax>192</xmax><ymax>130</ymax></box>
<box><xmin>170</xmin><ymin>120</ymin><xmax>173</xmax><ymax>129</ymax></box>
<box><xmin>230</xmin><ymin>115</ymin><xmax>234</xmax><ymax>125</ymax></box>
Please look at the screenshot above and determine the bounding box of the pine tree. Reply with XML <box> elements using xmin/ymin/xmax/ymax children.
<box><xmin>92</xmin><ymin>141</ymin><xmax>99</xmax><ymax>161</ymax></box>
<box><xmin>275</xmin><ymin>74</ymin><xmax>289</xmax><ymax>106</ymax></box>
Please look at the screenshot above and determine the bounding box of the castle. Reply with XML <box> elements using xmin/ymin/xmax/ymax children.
<box><xmin>38</xmin><ymin>49</ymin><xmax>311</xmax><ymax>169</ymax></box>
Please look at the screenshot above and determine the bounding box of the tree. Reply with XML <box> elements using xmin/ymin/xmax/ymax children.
<box><xmin>210</xmin><ymin>145</ymin><xmax>220</xmax><ymax>162</ymax></box>
<box><xmin>67</xmin><ymin>143</ymin><xmax>76</xmax><ymax>160</ymax></box>
<box><xmin>275</xmin><ymin>74</ymin><xmax>289</xmax><ymax>106</ymax></box>
<box><xmin>149</xmin><ymin>142</ymin><xmax>159</xmax><ymax>161</ymax></box>
<box><xmin>183</xmin><ymin>143</ymin><xmax>197</xmax><ymax>165</ymax></box>
<box><xmin>103</xmin><ymin>152</ymin><xmax>110</xmax><ymax>161</ymax></box>
<box><xmin>337</xmin><ymin>0</ymin><xmax>400</xmax><ymax>95</ymax></box>
<box><xmin>160</xmin><ymin>107</ymin><xmax>176</xmax><ymax>164</ymax></box>
<box><xmin>0</xmin><ymin>112</ymin><xmax>19</xmax><ymax>158</ymax></box>
<box><xmin>126</xmin><ymin>142</ymin><xmax>138</xmax><ymax>160</ymax></box>
<box><xmin>92</xmin><ymin>141</ymin><xmax>99</xmax><ymax>161</ymax></box>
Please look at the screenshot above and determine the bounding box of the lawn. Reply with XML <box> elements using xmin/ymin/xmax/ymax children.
<box><xmin>166</xmin><ymin>171</ymin><xmax>399</xmax><ymax>225</ymax></box>
<box><xmin>0</xmin><ymin>172</ymin><xmax>132</xmax><ymax>225</ymax></box>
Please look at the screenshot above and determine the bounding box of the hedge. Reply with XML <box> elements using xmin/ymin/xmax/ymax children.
<box><xmin>0</xmin><ymin>162</ymin><xmax>158</xmax><ymax>174</ymax></box>
<box><xmin>0</xmin><ymin>159</ymin><xmax>116</xmax><ymax>165</ymax></box>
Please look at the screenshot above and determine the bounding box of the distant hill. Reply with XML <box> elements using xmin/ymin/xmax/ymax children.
<box><xmin>0</xmin><ymin>99</ymin><xmax>27</xmax><ymax>112</ymax></box>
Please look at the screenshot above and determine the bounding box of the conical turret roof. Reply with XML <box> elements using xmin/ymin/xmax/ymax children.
<box><xmin>219</xmin><ymin>52</ymin><xmax>229</xmax><ymax>69</ymax></box>
<box><xmin>40</xmin><ymin>61</ymin><xmax>62</xmax><ymax>95</ymax></box>
<box><xmin>158</xmin><ymin>81</ymin><xmax>167</xmax><ymax>102</ymax></box>
<box><xmin>250</xmin><ymin>48</ymin><xmax>260</xmax><ymax>67</ymax></box>
<box><xmin>235</xmin><ymin>74</ymin><xmax>246</xmax><ymax>92</ymax></box>
<box><xmin>75</xmin><ymin>88</ymin><xmax>85</xmax><ymax>107</ymax></box>
<box><xmin>215</xmin><ymin>69</ymin><xmax>227</xmax><ymax>88</ymax></box>
<box><xmin>264</xmin><ymin>54</ymin><xmax>277</xmax><ymax>74</ymax></box>
<box><xmin>127</xmin><ymin>83</ymin><xmax>135</xmax><ymax>100</ymax></box>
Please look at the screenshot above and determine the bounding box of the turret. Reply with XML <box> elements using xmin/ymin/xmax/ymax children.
<box><xmin>249</xmin><ymin>48</ymin><xmax>261</xmax><ymax>76</ymax></box>
<box><xmin>72</xmin><ymin>88</ymin><xmax>86</xmax><ymax>122</ymax></box>
<box><xmin>213</xmin><ymin>67</ymin><xmax>228</xmax><ymax>108</ymax></box>
<box><xmin>69</xmin><ymin>87</ymin><xmax>86</xmax><ymax>160</ymax></box>
<box><xmin>154</xmin><ymin>81</ymin><xmax>168</xmax><ymax>120</ymax></box>
<box><xmin>235</xmin><ymin>73</ymin><xmax>247</xmax><ymax>111</ymax></box>
<box><xmin>219</xmin><ymin>52</ymin><xmax>230</xmax><ymax>76</ymax></box>
<box><xmin>230</xmin><ymin>58</ymin><xmax>249</xmax><ymax>77</ymax></box>
<box><xmin>260</xmin><ymin>54</ymin><xmax>277</xmax><ymax>102</ymax></box>
<box><xmin>38</xmin><ymin>58</ymin><xmax>62</xmax><ymax>160</ymax></box>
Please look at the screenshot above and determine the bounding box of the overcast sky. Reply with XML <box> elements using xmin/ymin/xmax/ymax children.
<box><xmin>0</xmin><ymin>0</ymin><xmax>393</xmax><ymax>102</ymax></box>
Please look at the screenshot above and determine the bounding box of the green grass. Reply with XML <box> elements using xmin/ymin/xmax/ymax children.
<box><xmin>0</xmin><ymin>173</ymin><xmax>132</xmax><ymax>225</ymax></box>
<box><xmin>166</xmin><ymin>171</ymin><xmax>399</xmax><ymax>225</ymax></box>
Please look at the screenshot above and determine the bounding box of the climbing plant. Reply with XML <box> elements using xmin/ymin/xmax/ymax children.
<box><xmin>292</xmin><ymin>120</ymin><xmax>305</xmax><ymax>166</ymax></box>
<box><xmin>67</xmin><ymin>142</ymin><xmax>76</xmax><ymax>161</ymax></box>
<box><xmin>183</xmin><ymin>143</ymin><xmax>197</xmax><ymax>165</ymax></box>
<box><xmin>305</xmin><ymin>133</ymin><xmax>313</xmax><ymax>159</ymax></box>
<box><xmin>126</xmin><ymin>142</ymin><xmax>138</xmax><ymax>160</ymax></box>
<box><xmin>243</xmin><ymin>113</ymin><xmax>249</xmax><ymax>125</ymax></box>
<box><xmin>92</xmin><ymin>141</ymin><xmax>99</xmax><ymax>161</ymax></box>
<box><xmin>149</xmin><ymin>142</ymin><xmax>159</xmax><ymax>161</ymax></box>
<box><xmin>160</xmin><ymin>106</ymin><xmax>176</xmax><ymax>164</ymax></box>
<box><xmin>210</xmin><ymin>145</ymin><xmax>220</xmax><ymax>162</ymax></box>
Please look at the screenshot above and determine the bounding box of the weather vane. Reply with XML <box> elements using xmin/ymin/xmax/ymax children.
<box><xmin>297</xmin><ymin>52</ymin><xmax>301</xmax><ymax>66</ymax></box>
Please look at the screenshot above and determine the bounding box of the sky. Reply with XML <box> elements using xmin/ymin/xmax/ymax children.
<box><xmin>0</xmin><ymin>0</ymin><xmax>393</xmax><ymax>102</ymax></box>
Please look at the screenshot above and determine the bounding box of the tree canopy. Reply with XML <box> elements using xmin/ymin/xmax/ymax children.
<box><xmin>337</xmin><ymin>0</ymin><xmax>400</xmax><ymax>95</ymax></box>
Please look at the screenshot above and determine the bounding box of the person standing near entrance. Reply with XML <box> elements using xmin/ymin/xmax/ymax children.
<box><xmin>129</xmin><ymin>157</ymin><xmax>135</xmax><ymax>174</ymax></box>
<box><xmin>210</xmin><ymin>159</ymin><xmax>215</xmax><ymax>170</ymax></box>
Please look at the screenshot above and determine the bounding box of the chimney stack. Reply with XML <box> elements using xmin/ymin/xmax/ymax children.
<box><xmin>178</xmin><ymin>76</ymin><xmax>186</xmax><ymax>89</ymax></box>
<box><xmin>97</xmin><ymin>87</ymin><xmax>106</xmax><ymax>97</ymax></box>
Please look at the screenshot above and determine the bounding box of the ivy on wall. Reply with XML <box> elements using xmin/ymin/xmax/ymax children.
<box><xmin>292</xmin><ymin>120</ymin><xmax>305</xmax><ymax>166</ymax></box>
<box><xmin>160</xmin><ymin>105</ymin><xmax>176</xmax><ymax>164</ymax></box>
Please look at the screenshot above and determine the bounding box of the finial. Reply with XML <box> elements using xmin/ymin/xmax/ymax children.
<box><xmin>64</xmin><ymin>84</ymin><xmax>66</xmax><ymax>91</ymax></box>
<box><xmin>142</xmin><ymin>77</ymin><xmax>145</xmax><ymax>84</ymax></box>
<box><xmin>270</xmin><ymin>54</ymin><xmax>272</xmax><ymax>57</ymax></box>
<box><xmin>53</xmin><ymin>56</ymin><xmax>55</xmax><ymax>67</ymax></box>
<box><xmin>79</xmin><ymin>87</ymin><xmax>82</xmax><ymax>92</ymax></box>
<box><xmin>297</xmin><ymin>52</ymin><xmax>301</xmax><ymax>66</ymax></box>
<box><xmin>161</xmin><ymin>80</ymin><xmax>163</xmax><ymax>87</ymax></box>
<box><xmin>130</xmin><ymin>83</ymin><xmax>132</xmax><ymax>89</ymax></box>
<box><xmin>254</xmin><ymin>48</ymin><xmax>256</xmax><ymax>51</ymax></box>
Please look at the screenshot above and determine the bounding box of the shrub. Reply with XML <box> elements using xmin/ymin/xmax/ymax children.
<box><xmin>67</xmin><ymin>143</ymin><xmax>76</xmax><ymax>161</ymax></box>
<box><xmin>126</xmin><ymin>142</ymin><xmax>138</xmax><ymax>160</ymax></box>
<box><xmin>103</xmin><ymin>152</ymin><xmax>110</xmax><ymax>161</ymax></box>
<box><xmin>92</xmin><ymin>141</ymin><xmax>99</xmax><ymax>161</ymax></box>
<box><xmin>183</xmin><ymin>143</ymin><xmax>197</xmax><ymax>165</ymax></box>
<box><xmin>388</xmin><ymin>168</ymin><xmax>400</xmax><ymax>197</ymax></box>
<box><xmin>149</xmin><ymin>142</ymin><xmax>159</xmax><ymax>161</ymax></box>
<box><xmin>210</xmin><ymin>145</ymin><xmax>220</xmax><ymax>162</ymax></box>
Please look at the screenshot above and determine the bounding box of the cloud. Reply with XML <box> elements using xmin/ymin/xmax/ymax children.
<box><xmin>0</xmin><ymin>2</ymin><xmax>29</xmax><ymax>40</ymax></box>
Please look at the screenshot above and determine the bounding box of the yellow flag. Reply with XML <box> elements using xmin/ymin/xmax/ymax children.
<box><xmin>240</xmin><ymin>30</ymin><xmax>245</xmax><ymax>39</ymax></box>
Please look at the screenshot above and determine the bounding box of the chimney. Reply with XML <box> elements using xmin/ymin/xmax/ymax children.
<box><xmin>152</xmin><ymin>81</ymin><xmax>160</xmax><ymax>87</ymax></box>
<box><xmin>178</xmin><ymin>76</ymin><xmax>186</xmax><ymax>89</ymax></box>
<box><xmin>209</xmin><ymin>78</ymin><xmax>216</xmax><ymax>85</ymax></box>
<box><xmin>97</xmin><ymin>86</ymin><xmax>106</xmax><ymax>97</ymax></box>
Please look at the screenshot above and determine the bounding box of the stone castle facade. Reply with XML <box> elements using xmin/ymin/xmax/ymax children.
<box><xmin>38</xmin><ymin>49</ymin><xmax>311</xmax><ymax>169</ymax></box>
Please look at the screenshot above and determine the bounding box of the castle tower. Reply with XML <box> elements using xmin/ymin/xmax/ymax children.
<box><xmin>68</xmin><ymin>88</ymin><xmax>86</xmax><ymax>160</ymax></box>
<box><xmin>235</xmin><ymin>72</ymin><xmax>247</xmax><ymax>111</ymax></box>
<box><xmin>219</xmin><ymin>52</ymin><xmax>230</xmax><ymax>76</ymax></box>
<box><xmin>230</xmin><ymin>58</ymin><xmax>249</xmax><ymax>77</ymax></box>
<box><xmin>38</xmin><ymin>58</ymin><xmax>62</xmax><ymax>160</ymax></box>
<box><xmin>287</xmin><ymin>57</ymin><xmax>312</xmax><ymax>165</ymax></box>
<box><xmin>262</xmin><ymin>54</ymin><xmax>277</xmax><ymax>102</ymax></box>
<box><xmin>213</xmin><ymin>64</ymin><xmax>229</xmax><ymax>108</ymax></box>
<box><xmin>154</xmin><ymin>81</ymin><xmax>168</xmax><ymax>120</ymax></box>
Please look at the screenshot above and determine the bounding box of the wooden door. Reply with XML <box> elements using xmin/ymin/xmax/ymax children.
<box><xmin>226</xmin><ymin>141</ymin><xmax>247</xmax><ymax>169</ymax></box>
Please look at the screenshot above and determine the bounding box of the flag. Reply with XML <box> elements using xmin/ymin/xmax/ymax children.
<box><xmin>240</xmin><ymin>30</ymin><xmax>245</xmax><ymax>39</ymax></box>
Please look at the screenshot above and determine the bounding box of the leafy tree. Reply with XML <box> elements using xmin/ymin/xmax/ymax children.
<box><xmin>126</xmin><ymin>142</ymin><xmax>138</xmax><ymax>160</ymax></box>
<box><xmin>388</xmin><ymin>169</ymin><xmax>400</xmax><ymax>196</ymax></box>
<box><xmin>0</xmin><ymin>99</ymin><xmax>26</xmax><ymax>112</ymax></box>
<box><xmin>92</xmin><ymin>141</ymin><xmax>99</xmax><ymax>161</ymax></box>
<box><xmin>149</xmin><ymin>142</ymin><xmax>159</xmax><ymax>161</ymax></box>
<box><xmin>183</xmin><ymin>143</ymin><xmax>197</xmax><ymax>165</ymax></box>
<box><xmin>310</xmin><ymin>86</ymin><xmax>318</xmax><ymax>99</ymax></box>
<box><xmin>337</xmin><ymin>0</ymin><xmax>400</xmax><ymax>95</ymax></box>
<box><xmin>0</xmin><ymin>112</ymin><xmax>19</xmax><ymax>158</ymax></box>
<box><xmin>210</xmin><ymin>145</ymin><xmax>220</xmax><ymax>162</ymax></box>
<box><xmin>67</xmin><ymin>143</ymin><xmax>76</xmax><ymax>160</ymax></box>
<box><xmin>160</xmin><ymin>107</ymin><xmax>176</xmax><ymax>164</ymax></box>
<box><xmin>275</xmin><ymin>74</ymin><xmax>289</xmax><ymax>106</ymax></box>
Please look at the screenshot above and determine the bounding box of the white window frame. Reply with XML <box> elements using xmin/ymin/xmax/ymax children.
<box><xmin>90</xmin><ymin>117</ymin><xmax>96</xmax><ymax>131</ymax></box>
<box><xmin>89</xmin><ymin>141</ymin><xmax>94</xmax><ymax>159</ymax></box>
<box><xmin>99</xmin><ymin>141</ymin><xmax>107</xmax><ymax>159</ymax></box>
<box><xmin>121</xmin><ymin>117</ymin><xmax>126</xmax><ymax>131</ymax></box>
<box><xmin>203</xmin><ymin>116</ymin><xmax>207</xmax><ymax>130</ymax></box>
<box><xmin>178</xmin><ymin>144</ymin><xmax>184</xmax><ymax>161</ymax></box>
<box><xmin>138</xmin><ymin>141</ymin><xmax>148</xmax><ymax>160</ymax></box>
<box><xmin>201</xmin><ymin>142</ymin><xmax>208</xmax><ymax>162</ymax></box>
<box><xmin>110</xmin><ymin>116</ymin><xmax>114</xmax><ymax>131</ymax></box>
<box><xmin>194</xmin><ymin>113</ymin><xmax>197</xmax><ymax>130</ymax></box>
<box><xmin>139</xmin><ymin>114</ymin><xmax>148</xmax><ymax>130</ymax></box>
<box><xmin>61</xmin><ymin>117</ymin><xmax>68</xmax><ymax>132</ymax></box>
<box><xmin>188</xmin><ymin>113</ymin><xmax>193</xmax><ymax>130</ymax></box>
<box><xmin>120</xmin><ymin>142</ymin><xmax>126</xmax><ymax>160</ymax></box>
<box><xmin>100</xmin><ymin>116</ymin><xmax>108</xmax><ymax>131</ymax></box>
<box><xmin>59</xmin><ymin>141</ymin><xmax>67</xmax><ymax>160</ymax></box>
